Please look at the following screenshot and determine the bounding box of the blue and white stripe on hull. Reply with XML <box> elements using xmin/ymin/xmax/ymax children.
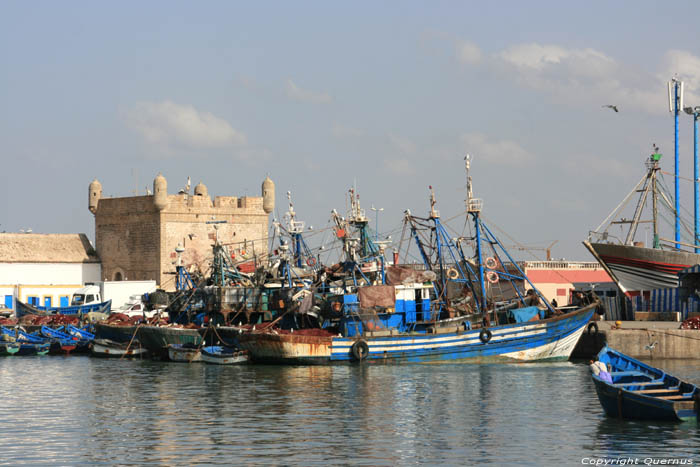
<box><xmin>328</xmin><ymin>310</ymin><xmax>591</xmax><ymax>362</ymax></box>
<box><xmin>237</xmin><ymin>305</ymin><xmax>597</xmax><ymax>364</ymax></box>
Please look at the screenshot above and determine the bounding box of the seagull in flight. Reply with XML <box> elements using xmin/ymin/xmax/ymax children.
<box><xmin>602</xmin><ymin>104</ymin><xmax>619</xmax><ymax>112</ymax></box>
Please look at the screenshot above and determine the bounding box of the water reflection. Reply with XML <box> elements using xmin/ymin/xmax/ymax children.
<box><xmin>0</xmin><ymin>357</ymin><xmax>699</xmax><ymax>465</ymax></box>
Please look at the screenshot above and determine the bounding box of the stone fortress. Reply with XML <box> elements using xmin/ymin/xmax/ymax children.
<box><xmin>89</xmin><ymin>174</ymin><xmax>275</xmax><ymax>290</ymax></box>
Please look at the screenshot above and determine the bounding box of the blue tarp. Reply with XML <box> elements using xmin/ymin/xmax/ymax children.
<box><xmin>508</xmin><ymin>306</ymin><xmax>543</xmax><ymax>323</ymax></box>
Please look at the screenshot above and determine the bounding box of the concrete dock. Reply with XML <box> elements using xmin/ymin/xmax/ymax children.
<box><xmin>572</xmin><ymin>320</ymin><xmax>700</xmax><ymax>359</ymax></box>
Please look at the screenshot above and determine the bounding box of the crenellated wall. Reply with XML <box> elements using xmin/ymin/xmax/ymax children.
<box><xmin>91</xmin><ymin>177</ymin><xmax>272</xmax><ymax>290</ymax></box>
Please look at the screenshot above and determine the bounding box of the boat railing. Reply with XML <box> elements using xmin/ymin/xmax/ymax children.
<box><xmin>467</xmin><ymin>198</ymin><xmax>482</xmax><ymax>213</ymax></box>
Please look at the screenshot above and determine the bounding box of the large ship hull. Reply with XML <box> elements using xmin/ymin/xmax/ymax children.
<box><xmin>237</xmin><ymin>305</ymin><xmax>596</xmax><ymax>364</ymax></box>
<box><xmin>584</xmin><ymin>242</ymin><xmax>700</xmax><ymax>294</ymax></box>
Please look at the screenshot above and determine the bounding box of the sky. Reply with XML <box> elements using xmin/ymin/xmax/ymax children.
<box><xmin>2</xmin><ymin>1</ymin><xmax>700</xmax><ymax>261</ymax></box>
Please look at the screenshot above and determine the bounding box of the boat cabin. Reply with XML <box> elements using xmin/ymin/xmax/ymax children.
<box><xmin>336</xmin><ymin>283</ymin><xmax>435</xmax><ymax>337</ymax></box>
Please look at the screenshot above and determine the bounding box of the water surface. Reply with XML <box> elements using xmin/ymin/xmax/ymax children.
<box><xmin>1</xmin><ymin>356</ymin><xmax>699</xmax><ymax>465</ymax></box>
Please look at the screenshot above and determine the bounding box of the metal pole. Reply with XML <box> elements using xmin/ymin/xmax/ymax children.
<box><xmin>674</xmin><ymin>82</ymin><xmax>681</xmax><ymax>250</ymax></box>
<box><xmin>695</xmin><ymin>111</ymin><xmax>699</xmax><ymax>253</ymax></box>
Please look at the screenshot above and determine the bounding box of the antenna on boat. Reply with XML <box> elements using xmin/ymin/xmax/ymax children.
<box><xmin>429</xmin><ymin>185</ymin><xmax>439</xmax><ymax>218</ymax></box>
<box><xmin>465</xmin><ymin>154</ymin><xmax>482</xmax><ymax>213</ymax></box>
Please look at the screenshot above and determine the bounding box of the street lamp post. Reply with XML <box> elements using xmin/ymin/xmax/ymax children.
<box><xmin>684</xmin><ymin>105</ymin><xmax>700</xmax><ymax>253</ymax></box>
<box><xmin>669</xmin><ymin>78</ymin><xmax>684</xmax><ymax>250</ymax></box>
<box><xmin>371</xmin><ymin>205</ymin><xmax>384</xmax><ymax>242</ymax></box>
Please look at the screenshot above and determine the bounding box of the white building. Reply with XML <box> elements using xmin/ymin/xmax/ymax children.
<box><xmin>0</xmin><ymin>233</ymin><xmax>101</xmax><ymax>310</ymax></box>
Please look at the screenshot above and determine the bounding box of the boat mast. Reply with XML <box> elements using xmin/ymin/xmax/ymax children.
<box><xmin>464</xmin><ymin>155</ymin><xmax>487</xmax><ymax>312</ymax></box>
<box><xmin>624</xmin><ymin>153</ymin><xmax>656</xmax><ymax>245</ymax></box>
<box><xmin>651</xmin><ymin>147</ymin><xmax>660</xmax><ymax>248</ymax></box>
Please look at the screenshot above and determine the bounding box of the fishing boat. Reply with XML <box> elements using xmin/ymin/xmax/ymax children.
<box><xmin>137</xmin><ymin>325</ymin><xmax>202</xmax><ymax>356</ymax></box>
<box><xmin>200</xmin><ymin>346</ymin><xmax>249</xmax><ymax>365</ymax></box>
<box><xmin>584</xmin><ymin>150</ymin><xmax>700</xmax><ymax>295</ymax></box>
<box><xmin>167</xmin><ymin>343</ymin><xmax>202</xmax><ymax>362</ymax></box>
<box><xmin>0</xmin><ymin>341</ymin><xmax>20</xmax><ymax>356</ymax></box>
<box><xmin>1</xmin><ymin>327</ymin><xmax>51</xmax><ymax>355</ymax></box>
<box><xmin>40</xmin><ymin>325</ymin><xmax>80</xmax><ymax>354</ymax></box>
<box><xmin>15</xmin><ymin>299</ymin><xmax>112</xmax><ymax>319</ymax></box>
<box><xmin>237</xmin><ymin>157</ymin><xmax>599</xmax><ymax>364</ymax></box>
<box><xmin>591</xmin><ymin>346</ymin><xmax>699</xmax><ymax>422</ymax></box>
<box><xmin>90</xmin><ymin>338</ymin><xmax>148</xmax><ymax>358</ymax></box>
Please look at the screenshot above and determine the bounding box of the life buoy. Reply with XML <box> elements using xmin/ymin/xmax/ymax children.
<box><xmin>479</xmin><ymin>328</ymin><xmax>492</xmax><ymax>343</ymax></box>
<box><xmin>306</xmin><ymin>257</ymin><xmax>316</xmax><ymax>267</ymax></box>
<box><xmin>447</xmin><ymin>268</ymin><xmax>459</xmax><ymax>280</ymax></box>
<box><xmin>486</xmin><ymin>271</ymin><xmax>499</xmax><ymax>284</ymax></box>
<box><xmin>485</xmin><ymin>256</ymin><xmax>498</xmax><ymax>269</ymax></box>
<box><xmin>587</xmin><ymin>322</ymin><xmax>599</xmax><ymax>335</ymax></box>
<box><xmin>351</xmin><ymin>339</ymin><xmax>369</xmax><ymax>361</ymax></box>
<box><xmin>240</xmin><ymin>250</ymin><xmax>247</xmax><ymax>257</ymax></box>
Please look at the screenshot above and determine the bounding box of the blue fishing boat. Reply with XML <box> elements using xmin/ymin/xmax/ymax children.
<box><xmin>40</xmin><ymin>325</ymin><xmax>80</xmax><ymax>354</ymax></box>
<box><xmin>15</xmin><ymin>299</ymin><xmax>112</xmax><ymax>318</ymax></box>
<box><xmin>0</xmin><ymin>327</ymin><xmax>51</xmax><ymax>355</ymax></box>
<box><xmin>591</xmin><ymin>346</ymin><xmax>699</xmax><ymax>422</ymax></box>
<box><xmin>238</xmin><ymin>158</ymin><xmax>599</xmax><ymax>364</ymax></box>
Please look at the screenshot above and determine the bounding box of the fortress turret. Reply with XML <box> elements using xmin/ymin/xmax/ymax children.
<box><xmin>88</xmin><ymin>179</ymin><xmax>102</xmax><ymax>214</ymax></box>
<box><xmin>153</xmin><ymin>173</ymin><xmax>168</xmax><ymax>211</ymax></box>
<box><xmin>194</xmin><ymin>181</ymin><xmax>208</xmax><ymax>197</ymax></box>
<box><xmin>262</xmin><ymin>176</ymin><xmax>275</xmax><ymax>214</ymax></box>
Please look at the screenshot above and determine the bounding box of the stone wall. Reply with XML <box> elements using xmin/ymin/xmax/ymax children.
<box><xmin>94</xmin><ymin>193</ymin><xmax>268</xmax><ymax>290</ymax></box>
<box><xmin>94</xmin><ymin>196</ymin><xmax>161</xmax><ymax>282</ymax></box>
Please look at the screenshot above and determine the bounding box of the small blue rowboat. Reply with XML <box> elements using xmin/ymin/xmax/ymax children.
<box><xmin>1</xmin><ymin>327</ymin><xmax>51</xmax><ymax>355</ymax></box>
<box><xmin>15</xmin><ymin>299</ymin><xmax>112</xmax><ymax>318</ymax></box>
<box><xmin>591</xmin><ymin>346</ymin><xmax>700</xmax><ymax>422</ymax></box>
<box><xmin>41</xmin><ymin>326</ymin><xmax>81</xmax><ymax>354</ymax></box>
<box><xmin>201</xmin><ymin>346</ymin><xmax>249</xmax><ymax>365</ymax></box>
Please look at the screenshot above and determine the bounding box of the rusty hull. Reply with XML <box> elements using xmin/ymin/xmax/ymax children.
<box><xmin>237</xmin><ymin>331</ymin><xmax>334</xmax><ymax>364</ymax></box>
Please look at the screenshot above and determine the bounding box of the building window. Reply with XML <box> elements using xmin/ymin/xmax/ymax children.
<box><xmin>4</xmin><ymin>295</ymin><xmax>12</xmax><ymax>309</ymax></box>
<box><xmin>27</xmin><ymin>296</ymin><xmax>39</xmax><ymax>306</ymax></box>
<box><xmin>557</xmin><ymin>288</ymin><xmax>567</xmax><ymax>296</ymax></box>
<box><xmin>114</xmin><ymin>271</ymin><xmax>123</xmax><ymax>281</ymax></box>
<box><xmin>43</xmin><ymin>296</ymin><xmax>52</xmax><ymax>307</ymax></box>
<box><xmin>59</xmin><ymin>296</ymin><xmax>69</xmax><ymax>307</ymax></box>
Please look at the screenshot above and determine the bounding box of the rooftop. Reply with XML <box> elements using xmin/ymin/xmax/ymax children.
<box><xmin>0</xmin><ymin>233</ymin><xmax>100</xmax><ymax>263</ymax></box>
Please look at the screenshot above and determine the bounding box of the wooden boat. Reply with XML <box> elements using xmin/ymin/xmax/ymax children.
<box><xmin>137</xmin><ymin>325</ymin><xmax>202</xmax><ymax>354</ymax></box>
<box><xmin>1</xmin><ymin>327</ymin><xmax>51</xmax><ymax>355</ymax></box>
<box><xmin>90</xmin><ymin>338</ymin><xmax>148</xmax><ymax>358</ymax></box>
<box><xmin>15</xmin><ymin>299</ymin><xmax>112</xmax><ymax>318</ymax></box>
<box><xmin>591</xmin><ymin>346</ymin><xmax>700</xmax><ymax>422</ymax></box>
<box><xmin>200</xmin><ymin>346</ymin><xmax>249</xmax><ymax>365</ymax></box>
<box><xmin>0</xmin><ymin>342</ymin><xmax>20</xmax><ymax>356</ymax></box>
<box><xmin>41</xmin><ymin>326</ymin><xmax>80</xmax><ymax>354</ymax></box>
<box><xmin>93</xmin><ymin>322</ymin><xmax>139</xmax><ymax>343</ymax></box>
<box><xmin>167</xmin><ymin>343</ymin><xmax>202</xmax><ymax>362</ymax></box>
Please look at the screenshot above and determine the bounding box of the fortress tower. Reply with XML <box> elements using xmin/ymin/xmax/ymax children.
<box><xmin>89</xmin><ymin>174</ymin><xmax>274</xmax><ymax>291</ymax></box>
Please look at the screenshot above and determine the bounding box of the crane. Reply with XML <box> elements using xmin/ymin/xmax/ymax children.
<box><xmin>507</xmin><ymin>240</ymin><xmax>558</xmax><ymax>261</ymax></box>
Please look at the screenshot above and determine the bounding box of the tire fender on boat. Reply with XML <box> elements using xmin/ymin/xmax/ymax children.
<box><xmin>587</xmin><ymin>322</ymin><xmax>599</xmax><ymax>335</ymax></box>
<box><xmin>447</xmin><ymin>268</ymin><xmax>459</xmax><ymax>280</ymax></box>
<box><xmin>351</xmin><ymin>339</ymin><xmax>369</xmax><ymax>361</ymax></box>
<box><xmin>479</xmin><ymin>328</ymin><xmax>492</xmax><ymax>343</ymax></box>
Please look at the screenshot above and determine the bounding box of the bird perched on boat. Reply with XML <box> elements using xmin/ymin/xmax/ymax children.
<box><xmin>602</xmin><ymin>104</ymin><xmax>619</xmax><ymax>112</ymax></box>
